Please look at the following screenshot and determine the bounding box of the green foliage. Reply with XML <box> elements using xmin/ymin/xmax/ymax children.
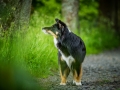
<box><xmin>32</xmin><ymin>0</ymin><xmax>61</xmax><ymax>15</ymax></box>
<box><xmin>78</xmin><ymin>0</ymin><xmax>120</xmax><ymax>54</ymax></box>
<box><xmin>79</xmin><ymin>20</ymin><xmax>120</xmax><ymax>54</ymax></box>
<box><xmin>0</xmin><ymin>11</ymin><xmax>61</xmax><ymax>78</ymax></box>
<box><xmin>0</xmin><ymin>64</ymin><xmax>41</xmax><ymax>90</ymax></box>
<box><xmin>0</xmin><ymin>34</ymin><xmax>41</xmax><ymax>90</ymax></box>
<box><xmin>80</xmin><ymin>0</ymin><xmax>99</xmax><ymax>20</ymax></box>
<box><xmin>25</xmin><ymin>12</ymin><xmax>59</xmax><ymax>77</ymax></box>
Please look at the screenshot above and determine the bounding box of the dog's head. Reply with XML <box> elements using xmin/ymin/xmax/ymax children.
<box><xmin>42</xmin><ymin>19</ymin><xmax>67</xmax><ymax>38</ymax></box>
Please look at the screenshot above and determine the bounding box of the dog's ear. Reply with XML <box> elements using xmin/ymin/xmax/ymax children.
<box><xmin>55</xmin><ymin>18</ymin><xmax>66</xmax><ymax>31</ymax></box>
<box><xmin>55</xmin><ymin>18</ymin><xmax>62</xmax><ymax>29</ymax></box>
<box><xmin>55</xmin><ymin>18</ymin><xmax>59</xmax><ymax>23</ymax></box>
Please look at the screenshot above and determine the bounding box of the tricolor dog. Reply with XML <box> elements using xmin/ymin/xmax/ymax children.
<box><xmin>42</xmin><ymin>19</ymin><xmax>86</xmax><ymax>85</ymax></box>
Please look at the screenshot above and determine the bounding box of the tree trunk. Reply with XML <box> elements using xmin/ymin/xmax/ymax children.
<box><xmin>62</xmin><ymin>0</ymin><xmax>80</xmax><ymax>32</ymax></box>
<box><xmin>0</xmin><ymin>0</ymin><xmax>32</xmax><ymax>35</ymax></box>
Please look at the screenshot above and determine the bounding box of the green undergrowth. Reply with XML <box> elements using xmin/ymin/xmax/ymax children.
<box><xmin>26</xmin><ymin>11</ymin><xmax>61</xmax><ymax>77</ymax></box>
<box><xmin>0</xmin><ymin>11</ymin><xmax>60</xmax><ymax>78</ymax></box>
<box><xmin>79</xmin><ymin>20</ymin><xmax>120</xmax><ymax>54</ymax></box>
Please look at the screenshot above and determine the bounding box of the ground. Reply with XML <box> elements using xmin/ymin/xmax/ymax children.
<box><xmin>38</xmin><ymin>48</ymin><xmax>120</xmax><ymax>90</ymax></box>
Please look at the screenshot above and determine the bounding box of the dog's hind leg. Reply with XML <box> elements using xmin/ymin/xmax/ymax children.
<box><xmin>72</xmin><ymin>64</ymin><xmax>82</xmax><ymax>85</ymax></box>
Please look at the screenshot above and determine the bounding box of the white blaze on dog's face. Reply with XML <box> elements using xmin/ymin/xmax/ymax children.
<box><xmin>42</xmin><ymin>19</ymin><xmax>65</xmax><ymax>38</ymax></box>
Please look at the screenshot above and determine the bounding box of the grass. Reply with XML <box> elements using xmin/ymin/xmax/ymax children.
<box><xmin>0</xmin><ymin>10</ymin><xmax>120</xmax><ymax>79</ymax></box>
<box><xmin>0</xmin><ymin>11</ymin><xmax>60</xmax><ymax>78</ymax></box>
<box><xmin>24</xmin><ymin>11</ymin><xmax>60</xmax><ymax>77</ymax></box>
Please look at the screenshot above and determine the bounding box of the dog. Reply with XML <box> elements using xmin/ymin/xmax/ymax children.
<box><xmin>42</xmin><ymin>19</ymin><xmax>86</xmax><ymax>85</ymax></box>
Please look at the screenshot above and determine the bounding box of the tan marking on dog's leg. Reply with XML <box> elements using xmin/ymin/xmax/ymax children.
<box><xmin>59</xmin><ymin>66</ymin><xmax>70</xmax><ymax>85</ymax></box>
<box><xmin>73</xmin><ymin>65</ymin><xmax>82</xmax><ymax>85</ymax></box>
<box><xmin>60</xmin><ymin>69</ymin><xmax>67</xmax><ymax>85</ymax></box>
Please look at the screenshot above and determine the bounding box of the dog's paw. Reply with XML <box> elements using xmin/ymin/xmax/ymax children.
<box><xmin>75</xmin><ymin>82</ymin><xmax>82</xmax><ymax>86</ymax></box>
<box><xmin>73</xmin><ymin>80</ymin><xmax>82</xmax><ymax>86</ymax></box>
<box><xmin>60</xmin><ymin>82</ymin><xmax>66</xmax><ymax>85</ymax></box>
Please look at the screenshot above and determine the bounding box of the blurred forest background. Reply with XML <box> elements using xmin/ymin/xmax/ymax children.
<box><xmin>0</xmin><ymin>0</ymin><xmax>120</xmax><ymax>89</ymax></box>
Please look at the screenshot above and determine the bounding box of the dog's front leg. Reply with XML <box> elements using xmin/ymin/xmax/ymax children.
<box><xmin>59</xmin><ymin>58</ymin><xmax>70</xmax><ymax>85</ymax></box>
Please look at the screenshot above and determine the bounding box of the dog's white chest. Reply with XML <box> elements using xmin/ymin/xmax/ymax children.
<box><xmin>61</xmin><ymin>53</ymin><xmax>74</xmax><ymax>69</ymax></box>
<box><xmin>54</xmin><ymin>38</ymin><xmax>74</xmax><ymax>69</ymax></box>
<box><xmin>54</xmin><ymin>38</ymin><xmax>58</xmax><ymax>48</ymax></box>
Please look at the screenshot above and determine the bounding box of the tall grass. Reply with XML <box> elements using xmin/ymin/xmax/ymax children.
<box><xmin>25</xmin><ymin>11</ymin><xmax>61</xmax><ymax>77</ymax></box>
<box><xmin>0</xmin><ymin>11</ymin><xmax>60</xmax><ymax>78</ymax></box>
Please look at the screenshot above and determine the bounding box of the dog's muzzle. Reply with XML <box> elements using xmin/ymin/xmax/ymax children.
<box><xmin>42</xmin><ymin>28</ymin><xmax>58</xmax><ymax>38</ymax></box>
<box><xmin>42</xmin><ymin>28</ymin><xmax>48</xmax><ymax>34</ymax></box>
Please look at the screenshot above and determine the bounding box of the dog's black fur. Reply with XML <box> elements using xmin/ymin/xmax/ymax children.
<box><xmin>42</xmin><ymin>19</ymin><xmax>86</xmax><ymax>85</ymax></box>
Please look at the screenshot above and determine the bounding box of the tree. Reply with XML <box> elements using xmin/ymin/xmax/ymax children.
<box><xmin>62</xmin><ymin>0</ymin><xmax>80</xmax><ymax>32</ymax></box>
<box><xmin>0</xmin><ymin>0</ymin><xmax>32</xmax><ymax>35</ymax></box>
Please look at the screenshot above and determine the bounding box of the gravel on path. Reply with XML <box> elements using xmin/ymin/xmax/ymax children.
<box><xmin>38</xmin><ymin>48</ymin><xmax>120</xmax><ymax>90</ymax></box>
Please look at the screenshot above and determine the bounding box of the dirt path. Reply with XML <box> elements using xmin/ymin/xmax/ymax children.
<box><xmin>38</xmin><ymin>48</ymin><xmax>120</xmax><ymax>90</ymax></box>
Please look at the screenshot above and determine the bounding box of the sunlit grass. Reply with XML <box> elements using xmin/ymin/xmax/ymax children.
<box><xmin>25</xmin><ymin>27</ymin><xmax>58</xmax><ymax>77</ymax></box>
<box><xmin>0</xmin><ymin>11</ymin><xmax>60</xmax><ymax>78</ymax></box>
<box><xmin>23</xmin><ymin>11</ymin><xmax>60</xmax><ymax>77</ymax></box>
